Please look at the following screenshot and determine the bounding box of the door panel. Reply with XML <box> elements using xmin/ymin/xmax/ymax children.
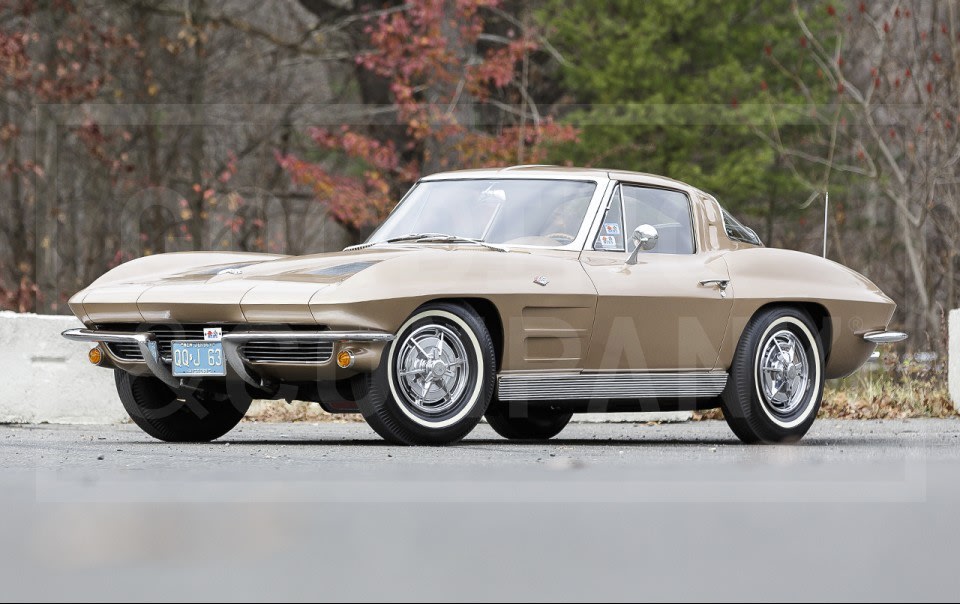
<box><xmin>580</xmin><ymin>250</ymin><xmax>733</xmax><ymax>371</ymax></box>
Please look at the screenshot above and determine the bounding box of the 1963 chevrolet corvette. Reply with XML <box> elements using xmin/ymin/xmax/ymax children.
<box><xmin>63</xmin><ymin>166</ymin><xmax>906</xmax><ymax>445</ymax></box>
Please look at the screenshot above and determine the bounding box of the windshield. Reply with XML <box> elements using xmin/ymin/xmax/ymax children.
<box><xmin>367</xmin><ymin>179</ymin><xmax>598</xmax><ymax>247</ymax></box>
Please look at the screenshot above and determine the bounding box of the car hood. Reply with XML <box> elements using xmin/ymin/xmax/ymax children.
<box><xmin>72</xmin><ymin>245</ymin><xmax>532</xmax><ymax>325</ymax></box>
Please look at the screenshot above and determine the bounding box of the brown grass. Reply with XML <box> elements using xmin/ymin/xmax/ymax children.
<box><xmin>243</xmin><ymin>400</ymin><xmax>364</xmax><ymax>423</ymax></box>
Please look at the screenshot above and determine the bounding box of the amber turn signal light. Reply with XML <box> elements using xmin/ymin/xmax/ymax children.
<box><xmin>336</xmin><ymin>349</ymin><xmax>355</xmax><ymax>368</ymax></box>
<box><xmin>88</xmin><ymin>346</ymin><xmax>103</xmax><ymax>365</ymax></box>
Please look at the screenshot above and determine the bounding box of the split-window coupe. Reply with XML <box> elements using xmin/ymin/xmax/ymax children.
<box><xmin>64</xmin><ymin>166</ymin><xmax>905</xmax><ymax>444</ymax></box>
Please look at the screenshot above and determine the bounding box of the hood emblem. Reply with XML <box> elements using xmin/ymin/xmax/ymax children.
<box><xmin>533</xmin><ymin>276</ymin><xmax>549</xmax><ymax>287</ymax></box>
<box><xmin>217</xmin><ymin>268</ymin><xmax>243</xmax><ymax>276</ymax></box>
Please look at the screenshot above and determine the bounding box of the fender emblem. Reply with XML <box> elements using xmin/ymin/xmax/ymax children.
<box><xmin>533</xmin><ymin>276</ymin><xmax>549</xmax><ymax>286</ymax></box>
<box><xmin>217</xmin><ymin>268</ymin><xmax>243</xmax><ymax>276</ymax></box>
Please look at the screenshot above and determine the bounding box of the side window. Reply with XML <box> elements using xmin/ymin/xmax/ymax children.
<box><xmin>621</xmin><ymin>185</ymin><xmax>695</xmax><ymax>254</ymax></box>
<box><xmin>592</xmin><ymin>185</ymin><xmax>625</xmax><ymax>251</ymax></box>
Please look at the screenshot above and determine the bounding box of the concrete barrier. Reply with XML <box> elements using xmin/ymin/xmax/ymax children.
<box><xmin>950</xmin><ymin>310</ymin><xmax>960</xmax><ymax>411</ymax></box>
<box><xmin>0</xmin><ymin>311</ymin><xmax>126</xmax><ymax>424</ymax></box>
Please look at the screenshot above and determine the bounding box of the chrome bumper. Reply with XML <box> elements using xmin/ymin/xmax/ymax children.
<box><xmin>62</xmin><ymin>328</ymin><xmax>394</xmax><ymax>390</ymax></box>
<box><xmin>862</xmin><ymin>330</ymin><xmax>908</xmax><ymax>343</ymax></box>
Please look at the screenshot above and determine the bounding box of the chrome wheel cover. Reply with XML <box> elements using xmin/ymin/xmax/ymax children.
<box><xmin>757</xmin><ymin>329</ymin><xmax>810</xmax><ymax>416</ymax></box>
<box><xmin>394</xmin><ymin>323</ymin><xmax>470</xmax><ymax>419</ymax></box>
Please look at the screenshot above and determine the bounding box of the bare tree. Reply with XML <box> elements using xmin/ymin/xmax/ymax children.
<box><xmin>758</xmin><ymin>0</ymin><xmax>960</xmax><ymax>348</ymax></box>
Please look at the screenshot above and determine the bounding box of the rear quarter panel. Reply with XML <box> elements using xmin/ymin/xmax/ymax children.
<box><xmin>720</xmin><ymin>248</ymin><xmax>896</xmax><ymax>378</ymax></box>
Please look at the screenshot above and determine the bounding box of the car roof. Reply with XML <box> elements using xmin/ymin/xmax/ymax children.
<box><xmin>420</xmin><ymin>165</ymin><xmax>696</xmax><ymax>191</ymax></box>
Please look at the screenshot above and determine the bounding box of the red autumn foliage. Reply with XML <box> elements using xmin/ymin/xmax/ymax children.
<box><xmin>279</xmin><ymin>0</ymin><xmax>577</xmax><ymax>235</ymax></box>
<box><xmin>0</xmin><ymin>0</ymin><xmax>137</xmax><ymax>311</ymax></box>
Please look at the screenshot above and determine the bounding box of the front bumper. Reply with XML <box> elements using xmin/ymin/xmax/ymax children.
<box><xmin>62</xmin><ymin>328</ymin><xmax>394</xmax><ymax>390</ymax></box>
<box><xmin>862</xmin><ymin>330</ymin><xmax>908</xmax><ymax>343</ymax></box>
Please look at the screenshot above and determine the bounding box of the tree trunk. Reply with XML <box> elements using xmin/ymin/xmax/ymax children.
<box><xmin>187</xmin><ymin>0</ymin><xmax>207</xmax><ymax>251</ymax></box>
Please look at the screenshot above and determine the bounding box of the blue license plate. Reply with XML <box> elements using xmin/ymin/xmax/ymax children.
<box><xmin>171</xmin><ymin>340</ymin><xmax>226</xmax><ymax>377</ymax></box>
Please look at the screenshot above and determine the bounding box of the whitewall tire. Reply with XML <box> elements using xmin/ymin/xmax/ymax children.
<box><xmin>720</xmin><ymin>307</ymin><xmax>825</xmax><ymax>444</ymax></box>
<box><xmin>353</xmin><ymin>302</ymin><xmax>496</xmax><ymax>445</ymax></box>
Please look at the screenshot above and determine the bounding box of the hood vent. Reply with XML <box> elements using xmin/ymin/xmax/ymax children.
<box><xmin>307</xmin><ymin>261</ymin><xmax>379</xmax><ymax>278</ymax></box>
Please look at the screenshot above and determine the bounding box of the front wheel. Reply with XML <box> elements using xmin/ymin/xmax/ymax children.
<box><xmin>115</xmin><ymin>370</ymin><xmax>251</xmax><ymax>442</ymax></box>
<box><xmin>720</xmin><ymin>307</ymin><xmax>825</xmax><ymax>444</ymax></box>
<box><xmin>352</xmin><ymin>303</ymin><xmax>496</xmax><ymax>445</ymax></box>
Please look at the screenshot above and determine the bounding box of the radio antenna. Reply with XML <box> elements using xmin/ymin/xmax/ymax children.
<box><xmin>822</xmin><ymin>190</ymin><xmax>829</xmax><ymax>258</ymax></box>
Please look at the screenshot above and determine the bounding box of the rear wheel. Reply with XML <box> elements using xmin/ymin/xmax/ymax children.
<box><xmin>720</xmin><ymin>306</ymin><xmax>824</xmax><ymax>444</ymax></box>
<box><xmin>115</xmin><ymin>370</ymin><xmax>251</xmax><ymax>442</ymax></box>
<box><xmin>352</xmin><ymin>302</ymin><xmax>496</xmax><ymax>445</ymax></box>
<box><xmin>485</xmin><ymin>403</ymin><xmax>573</xmax><ymax>440</ymax></box>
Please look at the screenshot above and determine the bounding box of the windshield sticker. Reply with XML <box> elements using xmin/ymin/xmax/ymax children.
<box><xmin>598</xmin><ymin>235</ymin><xmax>618</xmax><ymax>249</ymax></box>
<box><xmin>603</xmin><ymin>223</ymin><xmax>621</xmax><ymax>235</ymax></box>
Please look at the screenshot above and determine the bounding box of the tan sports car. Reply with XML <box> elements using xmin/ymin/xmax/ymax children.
<box><xmin>63</xmin><ymin>166</ymin><xmax>905</xmax><ymax>445</ymax></box>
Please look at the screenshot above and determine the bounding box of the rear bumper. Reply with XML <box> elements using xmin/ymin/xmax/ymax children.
<box><xmin>62</xmin><ymin>328</ymin><xmax>393</xmax><ymax>390</ymax></box>
<box><xmin>862</xmin><ymin>330</ymin><xmax>908</xmax><ymax>343</ymax></box>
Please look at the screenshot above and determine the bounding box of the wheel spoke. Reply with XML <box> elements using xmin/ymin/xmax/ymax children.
<box><xmin>439</xmin><ymin>378</ymin><xmax>453</xmax><ymax>399</ymax></box>
<box><xmin>769</xmin><ymin>381</ymin><xmax>781</xmax><ymax>400</ymax></box>
<box><xmin>412</xmin><ymin>339</ymin><xmax>431</xmax><ymax>359</ymax></box>
<box><xmin>436</xmin><ymin>331</ymin><xmax>444</xmax><ymax>358</ymax></box>
<box><xmin>786</xmin><ymin>339</ymin><xmax>796</xmax><ymax>363</ymax></box>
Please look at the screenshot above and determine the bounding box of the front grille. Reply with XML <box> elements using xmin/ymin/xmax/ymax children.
<box><xmin>99</xmin><ymin>324</ymin><xmax>334</xmax><ymax>364</ymax></box>
<box><xmin>240</xmin><ymin>340</ymin><xmax>334</xmax><ymax>364</ymax></box>
<box><xmin>107</xmin><ymin>342</ymin><xmax>144</xmax><ymax>361</ymax></box>
<box><xmin>106</xmin><ymin>326</ymin><xmax>207</xmax><ymax>362</ymax></box>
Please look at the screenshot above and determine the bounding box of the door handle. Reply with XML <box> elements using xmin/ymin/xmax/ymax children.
<box><xmin>699</xmin><ymin>279</ymin><xmax>731</xmax><ymax>297</ymax></box>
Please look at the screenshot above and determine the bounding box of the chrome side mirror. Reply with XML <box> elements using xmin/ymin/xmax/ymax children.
<box><xmin>625</xmin><ymin>224</ymin><xmax>658</xmax><ymax>265</ymax></box>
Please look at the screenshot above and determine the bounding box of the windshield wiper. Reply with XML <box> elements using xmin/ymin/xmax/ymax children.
<box><xmin>344</xmin><ymin>233</ymin><xmax>447</xmax><ymax>251</ymax></box>
<box><xmin>409</xmin><ymin>234</ymin><xmax>508</xmax><ymax>253</ymax></box>
<box><xmin>346</xmin><ymin>233</ymin><xmax>508</xmax><ymax>252</ymax></box>
<box><xmin>384</xmin><ymin>232</ymin><xmax>451</xmax><ymax>243</ymax></box>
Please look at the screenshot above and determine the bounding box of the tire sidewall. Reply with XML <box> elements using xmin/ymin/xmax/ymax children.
<box><xmin>723</xmin><ymin>307</ymin><xmax>825</xmax><ymax>443</ymax></box>
<box><xmin>356</xmin><ymin>302</ymin><xmax>496</xmax><ymax>445</ymax></box>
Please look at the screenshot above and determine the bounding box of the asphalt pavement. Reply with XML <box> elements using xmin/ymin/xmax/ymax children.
<box><xmin>1</xmin><ymin>418</ymin><xmax>958</xmax><ymax>602</ymax></box>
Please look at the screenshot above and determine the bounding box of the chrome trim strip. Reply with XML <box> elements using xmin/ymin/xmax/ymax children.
<box><xmin>218</xmin><ymin>331</ymin><xmax>394</xmax><ymax>344</ymax></box>
<box><xmin>862</xmin><ymin>331</ymin><xmax>908</xmax><ymax>343</ymax></box>
<box><xmin>496</xmin><ymin>371</ymin><xmax>728</xmax><ymax>401</ymax></box>
<box><xmin>62</xmin><ymin>328</ymin><xmax>148</xmax><ymax>345</ymax></box>
<box><xmin>62</xmin><ymin>328</ymin><xmax>393</xmax><ymax>347</ymax></box>
<box><xmin>242</xmin><ymin>358</ymin><xmax>334</xmax><ymax>365</ymax></box>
